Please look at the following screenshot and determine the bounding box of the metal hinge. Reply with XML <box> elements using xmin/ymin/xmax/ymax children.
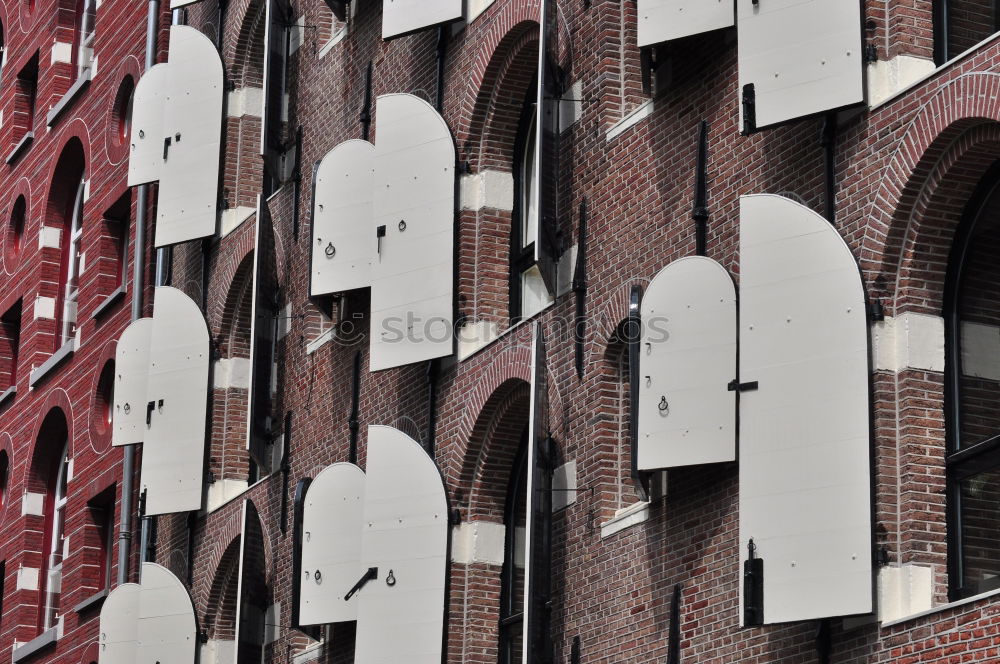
<box><xmin>741</xmin><ymin>83</ymin><xmax>757</xmax><ymax>135</ymax></box>
<box><xmin>743</xmin><ymin>539</ymin><xmax>764</xmax><ymax>626</ymax></box>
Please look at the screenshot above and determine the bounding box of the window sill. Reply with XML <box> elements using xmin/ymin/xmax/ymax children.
<box><xmin>0</xmin><ymin>385</ymin><xmax>15</xmax><ymax>409</ymax></box>
<box><xmin>92</xmin><ymin>285</ymin><xmax>126</xmax><ymax>320</ymax></box>
<box><xmin>881</xmin><ymin>585</ymin><xmax>1000</xmax><ymax>628</ymax></box>
<box><xmin>28</xmin><ymin>340</ymin><xmax>76</xmax><ymax>388</ymax></box>
<box><xmin>11</xmin><ymin>627</ymin><xmax>58</xmax><ymax>663</ymax></box>
<box><xmin>600</xmin><ymin>500</ymin><xmax>650</xmax><ymax>539</ymax></box>
<box><xmin>46</xmin><ymin>71</ymin><xmax>92</xmax><ymax>127</ymax></box>
<box><xmin>458</xmin><ymin>299</ymin><xmax>554</xmax><ymax>364</ymax></box>
<box><xmin>5</xmin><ymin>132</ymin><xmax>34</xmax><ymax>165</ymax></box>
<box><xmin>73</xmin><ymin>588</ymin><xmax>108</xmax><ymax>614</ymax></box>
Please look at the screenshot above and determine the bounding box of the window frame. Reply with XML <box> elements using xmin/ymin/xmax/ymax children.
<box><xmin>74</xmin><ymin>0</ymin><xmax>97</xmax><ymax>78</ymax></box>
<box><xmin>944</xmin><ymin>159</ymin><xmax>1000</xmax><ymax>600</ymax></box>
<box><xmin>57</xmin><ymin>176</ymin><xmax>86</xmax><ymax>349</ymax></box>
<box><xmin>933</xmin><ymin>0</ymin><xmax>1000</xmax><ymax>65</ymax></box>
<box><xmin>510</xmin><ymin>80</ymin><xmax>540</xmax><ymax>324</ymax></box>
<box><xmin>498</xmin><ymin>435</ymin><xmax>528</xmax><ymax>664</ymax></box>
<box><xmin>39</xmin><ymin>442</ymin><xmax>69</xmax><ymax>632</ymax></box>
<box><xmin>0</xmin><ymin>300</ymin><xmax>22</xmax><ymax>391</ymax></box>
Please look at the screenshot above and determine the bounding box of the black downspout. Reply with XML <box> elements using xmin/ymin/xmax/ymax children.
<box><xmin>573</xmin><ymin>199</ymin><xmax>587</xmax><ymax>379</ymax></box>
<box><xmin>667</xmin><ymin>584</ymin><xmax>682</xmax><ymax>664</ymax></box>
<box><xmin>360</xmin><ymin>60</ymin><xmax>373</xmax><ymax>141</ymax></box>
<box><xmin>815</xmin><ymin>619</ymin><xmax>832</xmax><ymax>664</ymax></box>
<box><xmin>693</xmin><ymin>121</ymin><xmax>709</xmax><ymax>255</ymax></box>
<box><xmin>934</xmin><ymin>0</ymin><xmax>949</xmax><ymax>65</ymax></box>
<box><xmin>292</xmin><ymin>126</ymin><xmax>303</xmax><ymax>240</ymax></box>
<box><xmin>627</xmin><ymin>284</ymin><xmax>650</xmax><ymax>501</ymax></box>
<box><xmin>348</xmin><ymin>350</ymin><xmax>361</xmax><ymax>464</ymax></box>
<box><xmin>821</xmin><ymin>114</ymin><xmax>837</xmax><ymax>224</ymax></box>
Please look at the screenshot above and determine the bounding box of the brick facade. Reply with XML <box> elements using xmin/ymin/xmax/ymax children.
<box><xmin>8</xmin><ymin>0</ymin><xmax>1000</xmax><ymax>663</ymax></box>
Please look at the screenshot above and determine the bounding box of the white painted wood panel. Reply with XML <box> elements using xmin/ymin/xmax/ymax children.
<box><xmin>382</xmin><ymin>0</ymin><xmax>463</xmax><ymax>39</ymax></box>
<box><xmin>738</xmin><ymin>194</ymin><xmax>872</xmax><ymax>624</ymax></box>
<box><xmin>99</xmin><ymin>582</ymin><xmax>140</xmax><ymax>663</ymax></box>
<box><xmin>299</xmin><ymin>463</ymin><xmax>366</xmax><ymax>626</ymax></box>
<box><xmin>370</xmin><ymin>94</ymin><xmax>454</xmax><ymax>371</ymax></box>
<box><xmin>137</xmin><ymin>564</ymin><xmax>197</xmax><ymax>664</ymax></box>
<box><xmin>737</xmin><ymin>0</ymin><xmax>864</xmax><ymax>129</ymax></box>
<box><xmin>638</xmin><ymin>256</ymin><xmax>736</xmax><ymax>469</ymax></box>
<box><xmin>142</xmin><ymin>287</ymin><xmax>209</xmax><ymax>515</ymax></box>
<box><xmin>311</xmin><ymin>140</ymin><xmax>375</xmax><ymax>296</ymax></box>
<box><xmin>638</xmin><ymin>0</ymin><xmax>734</xmax><ymax>47</ymax></box>
<box><xmin>156</xmin><ymin>25</ymin><xmax>224</xmax><ymax>247</ymax></box>
<box><xmin>127</xmin><ymin>63</ymin><xmax>168</xmax><ymax>187</ymax></box>
<box><xmin>355</xmin><ymin>425</ymin><xmax>448</xmax><ymax>664</ymax></box>
<box><xmin>113</xmin><ymin>317</ymin><xmax>153</xmax><ymax>447</ymax></box>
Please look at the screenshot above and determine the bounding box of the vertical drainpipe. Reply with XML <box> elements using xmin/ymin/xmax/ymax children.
<box><xmin>119</xmin><ymin>0</ymin><xmax>160</xmax><ymax>587</ymax></box>
<box><xmin>140</xmin><ymin>5</ymin><xmax>183</xmax><ymax>570</ymax></box>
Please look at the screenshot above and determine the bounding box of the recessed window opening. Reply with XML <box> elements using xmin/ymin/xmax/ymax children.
<box><xmin>113</xmin><ymin>77</ymin><xmax>134</xmax><ymax>147</ymax></box>
<box><xmin>0</xmin><ymin>451</ymin><xmax>9</xmax><ymax>510</ymax></box>
<box><xmin>40</xmin><ymin>441</ymin><xmax>69</xmax><ymax>631</ymax></box>
<box><xmin>95</xmin><ymin>361</ymin><xmax>114</xmax><ymax>434</ymax></box>
<box><xmin>946</xmin><ymin>161</ymin><xmax>1000</xmax><ymax>599</ymax></box>
<box><xmin>59</xmin><ymin>177</ymin><xmax>86</xmax><ymax>347</ymax></box>
<box><xmin>88</xmin><ymin>490</ymin><xmax>115</xmax><ymax>592</ymax></box>
<box><xmin>7</xmin><ymin>196</ymin><xmax>26</xmax><ymax>263</ymax></box>
<box><xmin>499</xmin><ymin>432</ymin><xmax>528</xmax><ymax>664</ymax></box>
<box><xmin>15</xmin><ymin>55</ymin><xmax>39</xmax><ymax>143</ymax></box>
<box><xmin>935</xmin><ymin>0</ymin><xmax>1000</xmax><ymax>64</ymax></box>
<box><xmin>0</xmin><ymin>301</ymin><xmax>22</xmax><ymax>391</ymax></box>
<box><xmin>511</xmin><ymin>78</ymin><xmax>550</xmax><ymax>323</ymax></box>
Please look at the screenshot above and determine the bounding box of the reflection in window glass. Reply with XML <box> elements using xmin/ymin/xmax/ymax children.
<box><xmin>961</xmin><ymin>468</ymin><xmax>1000</xmax><ymax>595</ymax></box>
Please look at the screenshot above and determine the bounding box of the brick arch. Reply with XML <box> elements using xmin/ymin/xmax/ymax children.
<box><xmin>228</xmin><ymin>0</ymin><xmax>266</xmax><ymax>89</ymax></box>
<box><xmin>466</xmin><ymin>24</ymin><xmax>539</xmax><ymax>171</ymax></box>
<box><xmin>875</xmin><ymin>121</ymin><xmax>1000</xmax><ymax>315</ymax></box>
<box><xmin>2</xmin><ymin>177</ymin><xmax>32</xmax><ymax>278</ymax></box>
<box><xmin>207</xmin><ymin>220</ymin><xmax>255</xmax><ymax>336</ymax></box>
<box><xmin>218</xmin><ymin>250</ymin><xmax>255</xmax><ymax>358</ymax></box>
<box><xmin>454</xmin><ymin>0</ymin><xmax>541</xmax><ymax>150</ymax></box>
<box><xmin>0</xmin><ymin>433</ymin><xmax>13</xmax><ymax>529</ymax></box>
<box><xmin>78</xmin><ymin>642</ymin><xmax>99</xmax><ymax>664</ymax></box>
<box><xmin>864</xmin><ymin>72</ymin><xmax>1000</xmax><ymax>300</ymax></box>
<box><xmin>203</xmin><ymin>535</ymin><xmax>241</xmax><ymax>641</ymax></box>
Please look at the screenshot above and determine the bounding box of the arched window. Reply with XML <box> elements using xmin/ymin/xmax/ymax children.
<box><xmin>499</xmin><ymin>436</ymin><xmax>528</xmax><ymax>664</ymax></box>
<box><xmin>59</xmin><ymin>176</ymin><xmax>86</xmax><ymax>347</ymax></box>
<box><xmin>41</xmin><ymin>441</ymin><xmax>69</xmax><ymax>631</ymax></box>
<box><xmin>511</xmin><ymin>81</ymin><xmax>551</xmax><ymax>323</ymax></box>
<box><xmin>946</xmin><ymin>161</ymin><xmax>1000</xmax><ymax>599</ymax></box>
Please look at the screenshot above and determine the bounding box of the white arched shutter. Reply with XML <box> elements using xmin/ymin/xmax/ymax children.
<box><xmin>638</xmin><ymin>256</ymin><xmax>737</xmax><ymax>470</ymax></box>
<box><xmin>142</xmin><ymin>287</ymin><xmax>210</xmax><ymax>515</ymax></box>
<box><xmin>355</xmin><ymin>425</ymin><xmax>448</xmax><ymax>664</ymax></box>
<box><xmin>311</xmin><ymin>140</ymin><xmax>376</xmax><ymax>296</ymax></box>
<box><xmin>370</xmin><ymin>94</ymin><xmax>455</xmax><ymax>371</ymax></box>
<box><xmin>738</xmin><ymin>194</ymin><xmax>872</xmax><ymax>624</ymax></box>
<box><xmin>155</xmin><ymin>25</ymin><xmax>224</xmax><ymax>247</ymax></box>
<box><xmin>113</xmin><ymin>317</ymin><xmax>153</xmax><ymax>447</ymax></box>
<box><xmin>299</xmin><ymin>463</ymin><xmax>366</xmax><ymax>626</ymax></box>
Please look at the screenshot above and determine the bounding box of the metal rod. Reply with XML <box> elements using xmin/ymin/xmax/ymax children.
<box><xmin>693</xmin><ymin>121</ymin><xmax>709</xmax><ymax>255</ymax></box>
<box><xmin>668</xmin><ymin>584</ymin><xmax>682</xmax><ymax>664</ymax></box>
<box><xmin>119</xmin><ymin>0</ymin><xmax>161</xmax><ymax>589</ymax></box>
<box><xmin>573</xmin><ymin>198</ymin><xmax>587</xmax><ymax>379</ymax></box>
<box><xmin>425</xmin><ymin>359</ymin><xmax>440</xmax><ymax>456</ymax></box>
<box><xmin>360</xmin><ymin>60</ymin><xmax>373</xmax><ymax>141</ymax></box>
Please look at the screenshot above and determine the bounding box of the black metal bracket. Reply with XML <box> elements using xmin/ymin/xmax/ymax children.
<box><xmin>573</xmin><ymin>198</ymin><xmax>588</xmax><ymax>379</ymax></box>
<box><xmin>743</xmin><ymin>539</ymin><xmax>764</xmax><ymax>626</ymax></box>
<box><xmin>741</xmin><ymin>83</ymin><xmax>757</xmax><ymax>135</ymax></box>
<box><xmin>360</xmin><ymin>60</ymin><xmax>373</xmax><ymax>141</ymax></box>
<box><xmin>728</xmin><ymin>380</ymin><xmax>758</xmax><ymax>392</ymax></box>
<box><xmin>344</xmin><ymin>567</ymin><xmax>378</xmax><ymax>601</ymax></box>
<box><xmin>163</xmin><ymin>136</ymin><xmax>172</xmax><ymax>160</ymax></box>
<box><xmin>145</xmin><ymin>399</ymin><xmax>162</xmax><ymax>425</ymax></box>
<box><xmin>376</xmin><ymin>224</ymin><xmax>386</xmax><ymax>254</ymax></box>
